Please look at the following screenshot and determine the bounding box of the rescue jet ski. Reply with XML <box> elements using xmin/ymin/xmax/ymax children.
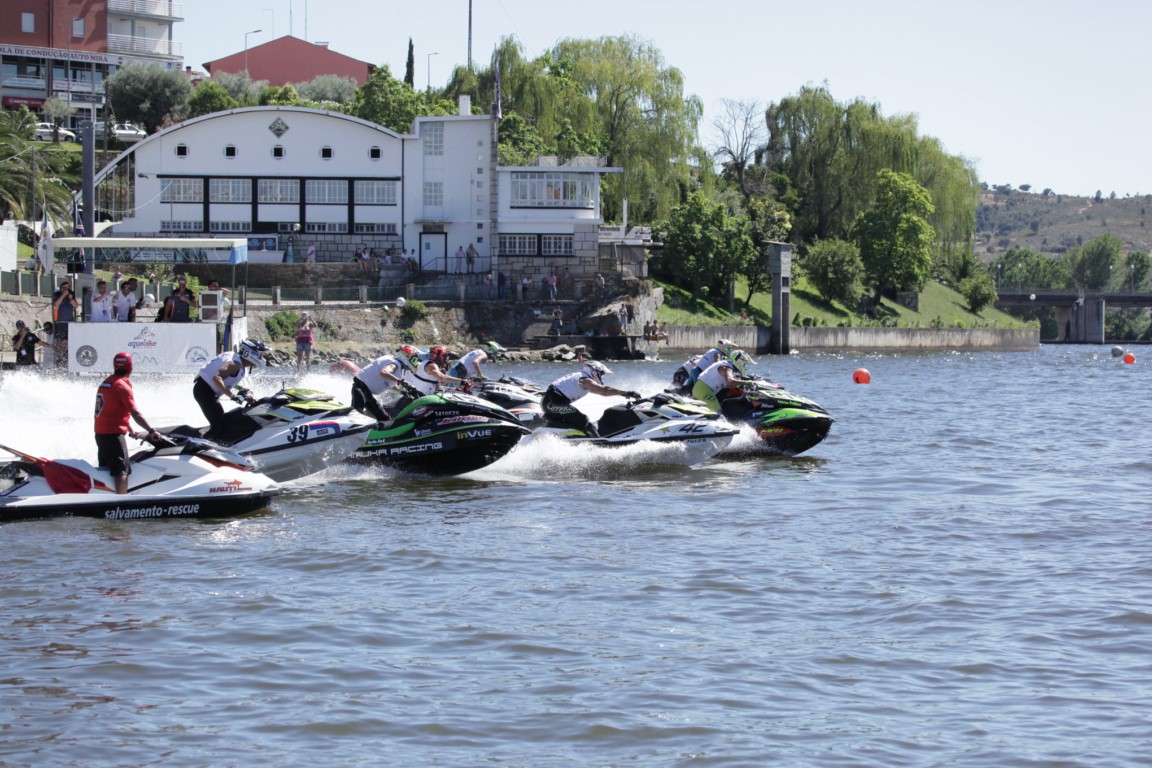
<box><xmin>347</xmin><ymin>389</ymin><xmax>530</xmax><ymax>475</ymax></box>
<box><xmin>531</xmin><ymin>393</ymin><xmax>739</xmax><ymax>466</ymax></box>
<box><xmin>0</xmin><ymin>435</ymin><xmax>281</xmax><ymax>522</ymax></box>
<box><xmin>470</xmin><ymin>375</ymin><xmax>545</xmax><ymax>428</ymax></box>
<box><xmin>163</xmin><ymin>387</ymin><xmax>376</xmax><ymax>482</ymax></box>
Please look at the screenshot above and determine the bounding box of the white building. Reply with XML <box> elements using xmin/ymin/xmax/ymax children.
<box><xmin>94</xmin><ymin>100</ymin><xmax>621</xmax><ymax>281</ymax></box>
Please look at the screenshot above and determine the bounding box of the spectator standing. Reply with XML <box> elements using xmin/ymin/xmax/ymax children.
<box><xmin>306</xmin><ymin>243</ymin><xmax>316</xmax><ymax>263</ymax></box>
<box><xmin>11</xmin><ymin>320</ymin><xmax>40</xmax><ymax>366</ymax></box>
<box><xmin>497</xmin><ymin>271</ymin><xmax>507</xmax><ymax>299</ymax></box>
<box><xmin>295</xmin><ymin>312</ymin><xmax>316</xmax><ymax>371</ymax></box>
<box><xmin>483</xmin><ymin>272</ymin><xmax>493</xmax><ymax>299</ymax></box>
<box><xmin>454</xmin><ymin>245</ymin><xmax>465</xmax><ymax>274</ymax></box>
<box><xmin>546</xmin><ymin>271</ymin><xmax>558</xmax><ymax>301</ymax></box>
<box><xmin>113</xmin><ymin>280</ymin><xmax>136</xmax><ymax>322</ymax></box>
<box><xmin>167</xmin><ymin>277</ymin><xmax>197</xmax><ymax>322</ymax></box>
<box><xmin>51</xmin><ymin>280</ymin><xmax>78</xmax><ymax>363</ymax></box>
<box><xmin>466</xmin><ymin>242</ymin><xmax>478</xmax><ymax>273</ymax></box>
<box><xmin>89</xmin><ymin>280</ymin><xmax>115</xmax><ymax>322</ymax></box>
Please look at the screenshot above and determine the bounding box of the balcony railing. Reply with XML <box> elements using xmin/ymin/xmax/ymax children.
<box><xmin>108</xmin><ymin>0</ymin><xmax>184</xmax><ymax>20</ymax></box>
<box><xmin>107</xmin><ymin>33</ymin><xmax>182</xmax><ymax>58</ymax></box>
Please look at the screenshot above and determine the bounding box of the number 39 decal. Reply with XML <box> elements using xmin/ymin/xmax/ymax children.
<box><xmin>286</xmin><ymin>425</ymin><xmax>310</xmax><ymax>443</ymax></box>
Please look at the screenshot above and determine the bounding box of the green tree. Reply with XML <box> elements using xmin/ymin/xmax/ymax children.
<box><xmin>105</xmin><ymin>62</ymin><xmax>192</xmax><ymax>132</ymax></box>
<box><xmin>1123</xmin><ymin>250</ymin><xmax>1150</xmax><ymax>290</ymax></box>
<box><xmin>404</xmin><ymin>39</ymin><xmax>415</xmax><ymax>88</ymax></box>
<box><xmin>1066</xmin><ymin>233</ymin><xmax>1122</xmax><ymax>289</ymax></box>
<box><xmin>852</xmin><ymin>169</ymin><xmax>937</xmax><ymax>295</ymax></box>
<box><xmin>656</xmin><ymin>191</ymin><xmax>755</xmax><ymax>308</ymax></box>
<box><xmin>763</xmin><ymin>85</ymin><xmax>977</xmax><ymax>252</ymax></box>
<box><xmin>497</xmin><ymin>113</ymin><xmax>549</xmax><ymax>166</ymax></box>
<box><xmin>259</xmin><ymin>83</ymin><xmax>301</xmax><ymax>105</ymax></box>
<box><xmin>212</xmin><ymin>71</ymin><xmax>266</xmax><ymax>105</ymax></box>
<box><xmin>294</xmin><ymin>75</ymin><xmax>357</xmax><ymax>104</ymax></box>
<box><xmin>351</xmin><ymin>65</ymin><xmax>456</xmax><ymax>133</ymax></box>
<box><xmin>802</xmin><ymin>238</ymin><xmax>864</xmax><ymax>307</ymax></box>
<box><xmin>186</xmin><ymin>80</ymin><xmax>240</xmax><ymax>118</ymax></box>
<box><xmin>0</xmin><ymin>107</ymin><xmax>78</xmax><ymax>222</ymax></box>
<box><xmin>39</xmin><ymin>97</ymin><xmax>76</xmax><ymax>141</ymax></box>
<box><xmin>959</xmin><ymin>269</ymin><xmax>998</xmax><ymax>313</ymax></box>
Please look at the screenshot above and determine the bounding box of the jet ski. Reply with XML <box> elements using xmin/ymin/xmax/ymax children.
<box><xmin>163</xmin><ymin>387</ymin><xmax>376</xmax><ymax>482</ymax></box>
<box><xmin>470</xmin><ymin>375</ymin><xmax>545</xmax><ymax>428</ymax></box>
<box><xmin>347</xmin><ymin>390</ymin><xmax>531</xmax><ymax>475</ymax></box>
<box><xmin>668</xmin><ymin>377</ymin><xmax>833</xmax><ymax>455</ymax></box>
<box><xmin>531</xmin><ymin>393</ymin><xmax>740</xmax><ymax>466</ymax></box>
<box><xmin>0</xmin><ymin>435</ymin><xmax>281</xmax><ymax>522</ymax></box>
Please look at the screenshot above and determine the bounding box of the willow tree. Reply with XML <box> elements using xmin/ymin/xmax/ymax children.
<box><xmin>764</xmin><ymin>85</ymin><xmax>978</xmax><ymax>254</ymax></box>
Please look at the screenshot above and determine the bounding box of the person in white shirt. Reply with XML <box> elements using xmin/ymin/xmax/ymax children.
<box><xmin>112</xmin><ymin>280</ymin><xmax>136</xmax><ymax>322</ymax></box>
<box><xmin>89</xmin><ymin>280</ymin><xmax>115</xmax><ymax>322</ymax></box>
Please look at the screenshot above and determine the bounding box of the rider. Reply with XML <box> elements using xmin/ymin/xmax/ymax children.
<box><xmin>351</xmin><ymin>349</ymin><xmax>415</xmax><ymax>423</ymax></box>
<box><xmin>671</xmin><ymin>354</ymin><xmax>702</xmax><ymax>392</ymax></box>
<box><xmin>541</xmin><ymin>360</ymin><xmax>640</xmax><ymax>437</ymax></box>
<box><xmin>406</xmin><ymin>345</ymin><xmax>469</xmax><ymax>396</ymax></box>
<box><xmin>692</xmin><ymin>350</ymin><xmax>754</xmax><ymax>412</ymax></box>
<box><xmin>94</xmin><ymin>352</ymin><xmax>161</xmax><ymax>494</ymax></box>
<box><xmin>448</xmin><ymin>340</ymin><xmax>504</xmax><ymax>381</ymax></box>
<box><xmin>193</xmin><ymin>338</ymin><xmax>268</xmax><ymax>436</ymax></box>
<box><xmin>687</xmin><ymin>338</ymin><xmax>737</xmax><ymax>387</ymax></box>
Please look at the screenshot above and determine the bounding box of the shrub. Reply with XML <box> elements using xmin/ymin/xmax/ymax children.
<box><xmin>399</xmin><ymin>299</ymin><xmax>428</xmax><ymax>324</ymax></box>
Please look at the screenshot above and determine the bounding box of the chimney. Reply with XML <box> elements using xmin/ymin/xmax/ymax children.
<box><xmin>458</xmin><ymin>95</ymin><xmax>471</xmax><ymax>116</ymax></box>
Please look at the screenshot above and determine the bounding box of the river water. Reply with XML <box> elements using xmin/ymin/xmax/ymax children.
<box><xmin>2</xmin><ymin>345</ymin><xmax>1150</xmax><ymax>767</ymax></box>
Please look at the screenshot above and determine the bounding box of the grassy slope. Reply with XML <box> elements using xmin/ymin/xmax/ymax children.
<box><xmin>655</xmin><ymin>274</ymin><xmax>1031</xmax><ymax>329</ymax></box>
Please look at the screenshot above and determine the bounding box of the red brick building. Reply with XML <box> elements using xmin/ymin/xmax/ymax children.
<box><xmin>203</xmin><ymin>36</ymin><xmax>374</xmax><ymax>87</ymax></box>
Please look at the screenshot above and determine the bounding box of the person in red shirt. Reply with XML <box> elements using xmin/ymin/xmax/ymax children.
<box><xmin>94</xmin><ymin>352</ymin><xmax>160</xmax><ymax>493</ymax></box>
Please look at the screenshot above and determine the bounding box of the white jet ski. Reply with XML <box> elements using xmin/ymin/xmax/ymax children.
<box><xmin>163</xmin><ymin>387</ymin><xmax>376</xmax><ymax>482</ymax></box>
<box><xmin>0</xmin><ymin>435</ymin><xmax>281</xmax><ymax>522</ymax></box>
<box><xmin>531</xmin><ymin>393</ymin><xmax>739</xmax><ymax>466</ymax></box>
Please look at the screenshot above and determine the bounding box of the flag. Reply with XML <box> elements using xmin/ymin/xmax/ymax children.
<box><xmin>36</xmin><ymin>206</ymin><xmax>53</xmax><ymax>272</ymax></box>
<box><xmin>220</xmin><ymin>305</ymin><xmax>234</xmax><ymax>355</ymax></box>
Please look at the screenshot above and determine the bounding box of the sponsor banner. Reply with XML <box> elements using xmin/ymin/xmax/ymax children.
<box><xmin>69</xmin><ymin>322</ymin><xmax>217</xmax><ymax>373</ymax></box>
<box><xmin>2</xmin><ymin>95</ymin><xmax>46</xmax><ymax>108</ymax></box>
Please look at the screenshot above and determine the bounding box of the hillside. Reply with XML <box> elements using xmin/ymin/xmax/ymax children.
<box><xmin>975</xmin><ymin>189</ymin><xmax>1152</xmax><ymax>259</ymax></box>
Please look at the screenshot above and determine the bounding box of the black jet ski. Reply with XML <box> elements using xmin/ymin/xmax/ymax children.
<box><xmin>471</xmin><ymin>375</ymin><xmax>545</xmax><ymax>428</ymax></box>
<box><xmin>347</xmin><ymin>390</ymin><xmax>530</xmax><ymax>475</ymax></box>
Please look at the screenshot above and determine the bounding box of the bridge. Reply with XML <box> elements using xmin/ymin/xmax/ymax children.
<box><xmin>995</xmin><ymin>289</ymin><xmax>1152</xmax><ymax>343</ymax></box>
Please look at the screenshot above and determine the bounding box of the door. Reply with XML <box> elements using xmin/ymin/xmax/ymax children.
<box><xmin>419</xmin><ymin>232</ymin><xmax>447</xmax><ymax>272</ymax></box>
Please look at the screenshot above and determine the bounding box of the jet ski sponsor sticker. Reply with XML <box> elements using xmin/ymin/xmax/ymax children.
<box><xmin>104</xmin><ymin>503</ymin><xmax>201</xmax><ymax>519</ymax></box>
<box><xmin>209</xmin><ymin>480</ymin><xmax>254</xmax><ymax>493</ymax></box>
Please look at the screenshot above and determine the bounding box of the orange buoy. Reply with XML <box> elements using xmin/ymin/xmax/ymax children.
<box><xmin>1123</xmin><ymin>352</ymin><xmax>1136</xmax><ymax>365</ymax></box>
<box><xmin>853</xmin><ymin>368</ymin><xmax>871</xmax><ymax>384</ymax></box>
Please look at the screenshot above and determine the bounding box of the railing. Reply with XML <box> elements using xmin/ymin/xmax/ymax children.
<box><xmin>107</xmin><ymin>34</ymin><xmax>182</xmax><ymax>58</ymax></box>
<box><xmin>108</xmin><ymin>0</ymin><xmax>184</xmax><ymax>19</ymax></box>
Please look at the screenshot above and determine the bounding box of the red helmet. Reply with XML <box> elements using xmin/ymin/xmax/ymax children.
<box><xmin>113</xmin><ymin>352</ymin><xmax>133</xmax><ymax>374</ymax></box>
<box><xmin>429</xmin><ymin>345</ymin><xmax>449</xmax><ymax>366</ymax></box>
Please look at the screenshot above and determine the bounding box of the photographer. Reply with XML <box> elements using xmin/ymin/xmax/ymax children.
<box><xmin>51</xmin><ymin>280</ymin><xmax>78</xmax><ymax>367</ymax></box>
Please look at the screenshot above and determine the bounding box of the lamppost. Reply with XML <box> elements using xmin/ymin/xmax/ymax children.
<box><xmin>244</xmin><ymin>29</ymin><xmax>262</xmax><ymax>73</ymax></box>
<box><xmin>427</xmin><ymin>52</ymin><xmax>439</xmax><ymax>90</ymax></box>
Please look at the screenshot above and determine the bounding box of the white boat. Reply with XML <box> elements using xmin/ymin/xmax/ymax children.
<box><xmin>0</xmin><ymin>436</ymin><xmax>281</xmax><ymax>522</ymax></box>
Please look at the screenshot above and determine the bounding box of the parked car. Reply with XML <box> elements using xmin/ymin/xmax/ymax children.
<box><xmin>94</xmin><ymin>122</ymin><xmax>146</xmax><ymax>143</ymax></box>
<box><xmin>34</xmin><ymin>122</ymin><xmax>76</xmax><ymax>142</ymax></box>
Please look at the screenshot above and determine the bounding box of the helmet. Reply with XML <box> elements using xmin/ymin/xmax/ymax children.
<box><xmin>238</xmin><ymin>338</ymin><xmax>269</xmax><ymax>367</ymax></box>
<box><xmin>483</xmin><ymin>341</ymin><xmax>506</xmax><ymax>357</ymax></box>
<box><xmin>429</xmin><ymin>345</ymin><xmax>450</xmax><ymax>367</ymax></box>
<box><xmin>583</xmin><ymin>360</ymin><xmax>612</xmax><ymax>385</ymax></box>
<box><xmin>730</xmin><ymin>350</ymin><xmax>754</xmax><ymax>377</ymax></box>
<box><xmin>113</xmin><ymin>351</ymin><xmax>133</xmax><ymax>374</ymax></box>
<box><xmin>718</xmin><ymin>338</ymin><xmax>736</xmax><ymax>359</ymax></box>
<box><xmin>397</xmin><ymin>344</ymin><xmax>422</xmax><ymax>370</ymax></box>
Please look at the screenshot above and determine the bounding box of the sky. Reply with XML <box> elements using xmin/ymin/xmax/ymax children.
<box><xmin>178</xmin><ymin>0</ymin><xmax>1149</xmax><ymax>198</ymax></box>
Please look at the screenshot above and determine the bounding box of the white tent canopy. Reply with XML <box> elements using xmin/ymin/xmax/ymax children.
<box><xmin>49</xmin><ymin>237</ymin><xmax>249</xmax><ymax>265</ymax></box>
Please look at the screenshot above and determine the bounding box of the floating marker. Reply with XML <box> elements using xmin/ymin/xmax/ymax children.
<box><xmin>396</xmin><ymin>296</ymin><xmax>406</xmax><ymax>306</ymax></box>
<box><xmin>1112</xmin><ymin>346</ymin><xmax>1125</xmax><ymax>358</ymax></box>
<box><xmin>853</xmin><ymin>368</ymin><xmax>871</xmax><ymax>384</ymax></box>
<box><xmin>1124</xmin><ymin>352</ymin><xmax>1136</xmax><ymax>365</ymax></box>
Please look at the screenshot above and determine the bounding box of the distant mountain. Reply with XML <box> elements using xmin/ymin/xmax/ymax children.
<box><xmin>975</xmin><ymin>189</ymin><xmax>1152</xmax><ymax>259</ymax></box>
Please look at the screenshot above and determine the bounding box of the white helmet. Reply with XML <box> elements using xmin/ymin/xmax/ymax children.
<box><xmin>238</xmin><ymin>338</ymin><xmax>269</xmax><ymax>367</ymax></box>
<box><xmin>583</xmin><ymin>360</ymin><xmax>612</xmax><ymax>385</ymax></box>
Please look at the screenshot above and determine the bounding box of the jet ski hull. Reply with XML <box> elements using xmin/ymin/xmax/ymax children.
<box><xmin>347</xmin><ymin>391</ymin><xmax>530</xmax><ymax>475</ymax></box>
<box><xmin>0</xmin><ymin>485</ymin><xmax>281</xmax><ymax>522</ymax></box>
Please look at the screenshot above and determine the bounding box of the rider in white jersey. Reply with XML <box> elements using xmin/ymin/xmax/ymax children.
<box><xmin>541</xmin><ymin>361</ymin><xmax>639</xmax><ymax>437</ymax></box>
<box><xmin>692</xmin><ymin>350</ymin><xmax>754</xmax><ymax>411</ymax></box>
